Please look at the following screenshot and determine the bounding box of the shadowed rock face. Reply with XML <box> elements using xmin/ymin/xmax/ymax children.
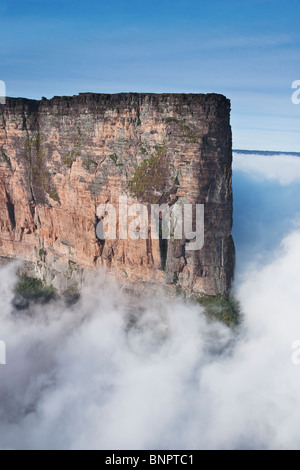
<box><xmin>0</xmin><ymin>93</ymin><xmax>234</xmax><ymax>296</ymax></box>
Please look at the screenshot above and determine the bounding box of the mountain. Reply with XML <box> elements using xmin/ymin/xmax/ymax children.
<box><xmin>0</xmin><ymin>93</ymin><xmax>234</xmax><ymax>297</ymax></box>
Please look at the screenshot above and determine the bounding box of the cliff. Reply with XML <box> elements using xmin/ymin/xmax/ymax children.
<box><xmin>0</xmin><ymin>93</ymin><xmax>234</xmax><ymax>296</ymax></box>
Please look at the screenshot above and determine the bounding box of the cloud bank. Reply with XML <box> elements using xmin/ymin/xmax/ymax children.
<box><xmin>233</xmin><ymin>152</ymin><xmax>300</xmax><ymax>185</ymax></box>
<box><xmin>0</xmin><ymin>152</ymin><xmax>299</xmax><ymax>450</ymax></box>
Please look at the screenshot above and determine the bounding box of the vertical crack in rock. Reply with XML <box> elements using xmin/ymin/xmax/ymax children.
<box><xmin>22</xmin><ymin>110</ymin><xmax>36</xmax><ymax>207</ymax></box>
<box><xmin>5</xmin><ymin>190</ymin><xmax>16</xmax><ymax>231</ymax></box>
<box><xmin>159</xmin><ymin>216</ymin><xmax>168</xmax><ymax>271</ymax></box>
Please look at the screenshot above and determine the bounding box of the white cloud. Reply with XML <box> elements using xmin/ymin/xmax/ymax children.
<box><xmin>233</xmin><ymin>152</ymin><xmax>300</xmax><ymax>185</ymax></box>
<box><xmin>0</xmin><ymin>226</ymin><xmax>300</xmax><ymax>449</ymax></box>
<box><xmin>0</xmin><ymin>153</ymin><xmax>300</xmax><ymax>449</ymax></box>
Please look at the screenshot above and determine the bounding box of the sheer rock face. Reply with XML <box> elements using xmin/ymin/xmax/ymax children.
<box><xmin>0</xmin><ymin>93</ymin><xmax>234</xmax><ymax>295</ymax></box>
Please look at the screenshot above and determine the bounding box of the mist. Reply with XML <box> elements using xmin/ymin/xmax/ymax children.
<box><xmin>233</xmin><ymin>152</ymin><xmax>300</xmax><ymax>275</ymax></box>
<box><xmin>0</xmin><ymin>152</ymin><xmax>300</xmax><ymax>450</ymax></box>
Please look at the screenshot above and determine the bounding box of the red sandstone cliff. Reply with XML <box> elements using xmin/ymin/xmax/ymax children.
<box><xmin>0</xmin><ymin>93</ymin><xmax>234</xmax><ymax>296</ymax></box>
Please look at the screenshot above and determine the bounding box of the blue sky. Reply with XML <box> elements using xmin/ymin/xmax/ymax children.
<box><xmin>1</xmin><ymin>0</ymin><xmax>299</xmax><ymax>151</ymax></box>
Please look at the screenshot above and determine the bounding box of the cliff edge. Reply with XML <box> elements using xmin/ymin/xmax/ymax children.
<box><xmin>0</xmin><ymin>93</ymin><xmax>234</xmax><ymax>296</ymax></box>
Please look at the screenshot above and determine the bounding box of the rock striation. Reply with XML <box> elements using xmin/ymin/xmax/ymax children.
<box><xmin>0</xmin><ymin>93</ymin><xmax>234</xmax><ymax>296</ymax></box>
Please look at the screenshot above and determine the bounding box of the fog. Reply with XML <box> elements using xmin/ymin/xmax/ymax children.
<box><xmin>232</xmin><ymin>152</ymin><xmax>300</xmax><ymax>274</ymax></box>
<box><xmin>0</xmin><ymin>152</ymin><xmax>300</xmax><ymax>450</ymax></box>
<box><xmin>233</xmin><ymin>152</ymin><xmax>300</xmax><ymax>185</ymax></box>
